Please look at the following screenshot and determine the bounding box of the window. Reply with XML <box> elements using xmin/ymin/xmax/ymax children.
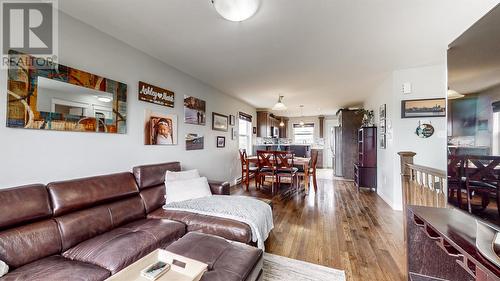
<box><xmin>293</xmin><ymin>123</ymin><xmax>315</xmax><ymax>144</ymax></box>
<box><xmin>239</xmin><ymin>113</ymin><xmax>253</xmax><ymax>154</ymax></box>
<box><xmin>493</xmin><ymin>112</ymin><xmax>500</xmax><ymax>155</ymax></box>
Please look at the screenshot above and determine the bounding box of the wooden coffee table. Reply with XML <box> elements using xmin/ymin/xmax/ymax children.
<box><xmin>106</xmin><ymin>249</ymin><xmax>208</xmax><ymax>281</ymax></box>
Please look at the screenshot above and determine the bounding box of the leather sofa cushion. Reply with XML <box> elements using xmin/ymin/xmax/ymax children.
<box><xmin>47</xmin><ymin>172</ymin><xmax>139</xmax><ymax>216</ymax></box>
<box><xmin>0</xmin><ymin>220</ymin><xmax>61</xmax><ymax>269</ymax></box>
<box><xmin>56</xmin><ymin>196</ymin><xmax>145</xmax><ymax>251</ymax></box>
<box><xmin>166</xmin><ymin>232</ymin><xmax>263</xmax><ymax>281</ymax></box>
<box><xmin>0</xmin><ymin>255</ymin><xmax>110</xmax><ymax>281</ymax></box>
<box><xmin>63</xmin><ymin>219</ymin><xmax>185</xmax><ymax>274</ymax></box>
<box><xmin>140</xmin><ymin>185</ymin><xmax>166</xmax><ymax>213</ymax></box>
<box><xmin>148</xmin><ymin>208</ymin><xmax>252</xmax><ymax>244</ymax></box>
<box><xmin>133</xmin><ymin>162</ymin><xmax>181</xmax><ymax>189</ymax></box>
<box><xmin>0</xmin><ymin>184</ymin><xmax>51</xmax><ymax>230</ymax></box>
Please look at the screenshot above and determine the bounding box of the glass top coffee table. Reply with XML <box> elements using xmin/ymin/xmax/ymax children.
<box><xmin>106</xmin><ymin>249</ymin><xmax>208</xmax><ymax>281</ymax></box>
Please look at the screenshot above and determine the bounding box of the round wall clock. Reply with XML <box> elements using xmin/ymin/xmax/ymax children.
<box><xmin>415</xmin><ymin>123</ymin><xmax>434</xmax><ymax>138</ymax></box>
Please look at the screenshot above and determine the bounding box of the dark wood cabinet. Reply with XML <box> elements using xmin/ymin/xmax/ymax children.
<box><xmin>335</xmin><ymin>109</ymin><xmax>363</xmax><ymax>180</ymax></box>
<box><xmin>354</xmin><ymin>127</ymin><xmax>377</xmax><ymax>191</ymax></box>
<box><xmin>257</xmin><ymin>111</ymin><xmax>287</xmax><ymax>138</ymax></box>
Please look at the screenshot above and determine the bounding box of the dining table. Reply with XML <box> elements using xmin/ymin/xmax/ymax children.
<box><xmin>246</xmin><ymin>155</ymin><xmax>312</xmax><ymax>194</ymax></box>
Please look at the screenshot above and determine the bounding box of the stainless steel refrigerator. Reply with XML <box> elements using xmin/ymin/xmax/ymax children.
<box><xmin>333</xmin><ymin>126</ymin><xmax>343</xmax><ymax>177</ymax></box>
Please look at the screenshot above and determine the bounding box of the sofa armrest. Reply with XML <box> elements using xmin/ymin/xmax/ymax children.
<box><xmin>208</xmin><ymin>180</ymin><xmax>230</xmax><ymax>195</ymax></box>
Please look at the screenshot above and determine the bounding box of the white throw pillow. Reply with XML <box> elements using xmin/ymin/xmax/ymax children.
<box><xmin>166</xmin><ymin>169</ymin><xmax>200</xmax><ymax>183</ymax></box>
<box><xmin>0</xmin><ymin>260</ymin><xmax>8</xmax><ymax>277</ymax></box>
<box><xmin>165</xmin><ymin>176</ymin><xmax>212</xmax><ymax>204</ymax></box>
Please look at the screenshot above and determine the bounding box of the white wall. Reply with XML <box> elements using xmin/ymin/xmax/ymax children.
<box><xmin>364</xmin><ymin>63</ymin><xmax>448</xmax><ymax>210</ymax></box>
<box><xmin>0</xmin><ymin>12</ymin><xmax>256</xmax><ymax>188</ymax></box>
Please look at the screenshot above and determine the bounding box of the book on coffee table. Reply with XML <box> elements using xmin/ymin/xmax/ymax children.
<box><xmin>106</xmin><ymin>249</ymin><xmax>208</xmax><ymax>281</ymax></box>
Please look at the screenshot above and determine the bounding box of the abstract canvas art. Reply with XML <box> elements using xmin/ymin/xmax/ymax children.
<box><xmin>7</xmin><ymin>51</ymin><xmax>127</xmax><ymax>133</ymax></box>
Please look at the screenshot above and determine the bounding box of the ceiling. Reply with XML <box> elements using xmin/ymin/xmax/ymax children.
<box><xmin>59</xmin><ymin>0</ymin><xmax>499</xmax><ymax>117</ymax></box>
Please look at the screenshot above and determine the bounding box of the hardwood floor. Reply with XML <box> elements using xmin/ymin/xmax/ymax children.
<box><xmin>233</xmin><ymin>169</ymin><xmax>406</xmax><ymax>281</ymax></box>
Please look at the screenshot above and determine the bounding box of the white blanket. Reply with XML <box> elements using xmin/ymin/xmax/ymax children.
<box><xmin>164</xmin><ymin>195</ymin><xmax>274</xmax><ymax>249</ymax></box>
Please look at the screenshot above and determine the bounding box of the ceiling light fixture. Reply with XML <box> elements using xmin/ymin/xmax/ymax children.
<box><xmin>212</xmin><ymin>0</ymin><xmax>260</xmax><ymax>22</ymax></box>
<box><xmin>272</xmin><ymin>95</ymin><xmax>287</xmax><ymax>111</ymax></box>
<box><xmin>97</xmin><ymin>96</ymin><xmax>112</xmax><ymax>103</ymax></box>
<box><xmin>447</xmin><ymin>89</ymin><xmax>464</xmax><ymax>100</ymax></box>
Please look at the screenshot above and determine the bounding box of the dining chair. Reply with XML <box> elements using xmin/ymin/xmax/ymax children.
<box><xmin>464</xmin><ymin>155</ymin><xmax>500</xmax><ymax>215</ymax></box>
<box><xmin>239</xmin><ymin>149</ymin><xmax>258</xmax><ymax>191</ymax></box>
<box><xmin>447</xmin><ymin>155</ymin><xmax>466</xmax><ymax>208</ymax></box>
<box><xmin>274</xmin><ymin>151</ymin><xmax>298</xmax><ymax>191</ymax></box>
<box><xmin>256</xmin><ymin>150</ymin><xmax>277</xmax><ymax>194</ymax></box>
<box><xmin>297</xmin><ymin>150</ymin><xmax>319</xmax><ymax>192</ymax></box>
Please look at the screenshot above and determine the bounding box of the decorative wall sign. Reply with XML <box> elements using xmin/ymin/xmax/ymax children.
<box><xmin>184</xmin><ymin>96</ymin><xmax>206</xmax><ymax>125</ymax></box>
<box><xmin>231</xmin><ymin>127</ymin><xmax>237</xmax><ymax>140</ymax></box>
<box><xmin>7</xmin><ymin>51</ymin><xmax>127</xmax><ymax>133</ymax></box>
<box><xmin>229</xmin><ymin>115</ymin><xmax>235</xmax><ymax>126</ymax></box>
<box><xmin>212</xmin><ymin>112</ymin><xmax>229</xmax><ymax>132</ymax></box>
<box><xmin>401</xmin><ymin>98</ymin><xmax>446</xmax><ymax>118</ymax></box>
<box><xmin>185</xmin><ymin>133</ymin><xmax>204</xmax><ymax>150</ymax></box>
<box><xmin>138</xmin><ymin>81</ymin><xmax>174</xmax><ymax>107</ymax></box>
<box><xmin>415</xmin><ymin>123</ymin><xmax>435</xmax><ymax>138</ymax></box>
<box><xmin>217</xmin><ymin>136</ymin><xmax>226</xmax><ymax>148</ymax></box>
<box><xmin>144</xmin><ymin>110</ymin><xmax>177</xmax><ymax>145</ymax></box>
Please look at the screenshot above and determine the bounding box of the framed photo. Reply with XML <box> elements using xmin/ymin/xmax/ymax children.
<box><xmin>401</xmin><ymin>98</ymin><xmax>446</xmax><ymax>118</ymax></box>
<box><xmin>212</xmin><ymin>112</ymin><xmax>229</xmax><ymax>132</ymax></box>
<box><xmin>380</xmin><ymin>134</ymin><xmax>386</xmax><ymax>149</ymax></box>
<box><xmin>144</xmin><ymin>110</ymin><xmax>177</xmax><ymax>145</ymax></box>
<box><xmin>379</xmin><ymin>104</ymin><xmax>386</xmax><ymax>120</ymax></box>
<box><xmin>185</xmin><ymin>133</ymin><xmax>204</xmax><ymax>150</ymax></box>
<box><xmin>229</xmin><ymin>115</ymin><xmax>235</xmax><ymax>126</ymax></box>
<box><xmin>217</xmin><ymin>136</ymin><xmax>225</xmax><ymax>148</ymax></box>
<box><xmin>184</xmin><ymin>96</ymin><xmax>206</xmax><ymax>125</ymax></box>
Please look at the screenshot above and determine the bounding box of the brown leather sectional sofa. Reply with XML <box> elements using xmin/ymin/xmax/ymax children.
<box><xmin>0</xmin><ymin>162</ymin><xmax>263</xmax><ymax>281</ymax></box>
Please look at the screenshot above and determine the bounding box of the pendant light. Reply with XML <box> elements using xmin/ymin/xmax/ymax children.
<box><xmin>272</xmin><ymin>95</ymin><xmax>287</xmax><ymax>111</ymax></box>
<box><xmin>212</xmin><ymin>0</ymin><xmax>260</xmax><ymax>22</ymax></box>
<box><xmin>447</xmin><ymin>89</ymin><xmax>464</xmax><ymax>100</ymax></box>
<box><xmin>279</xmin><ymin>118</ymin><xmax>285</xmax><ymax>127</ymax></box>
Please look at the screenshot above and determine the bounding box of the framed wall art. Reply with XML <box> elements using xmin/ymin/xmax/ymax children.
<box><xmin>184</xmin><ymin>96</ymin><xmax>206</xmax><ymax>125</ymax></box>
<box><xmin>138</xmin><ymin>81</ymin><xmax>174</xmax><ymax>107</ymax></box>
<box><xmin>217</xmin><ymin>136</ymin><xmax>225</xmax><ymax>148</ymax></box>
<box><xmin>401</xmin><ymin>98</ymin><xmax>446</xmax><ymax>118</ymax></box>
<box><xmin>7</xmin><ymin>51</ymin><xmax>127</xmax><ymax>133</ymax></box>
<box><xmin>185</xmin><ymin>133</ymin><xmax>204</xmax><ymax>150</ymax></box>
<box><xmin>212</xmin><ymin>112</ymin><xmax>228</xmax><ymax>132</ymax></box>
<box><xmin>144</xmin><ymin>110</ymin><xmax>177</xmax><ymax>145</ymax></box>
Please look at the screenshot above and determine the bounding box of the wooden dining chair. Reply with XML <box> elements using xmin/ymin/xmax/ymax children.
<box><xmin>447</xmin><ymin>155</ymin><xmax>466</xmax><ymax>208</ymax></box>
<box><xmin>464</xmin><ymin>155</ymin><xmax>500</xmax><ymax>215</ymax></box>
<box><xmin>274</xmin><ymin>151</ymin><xmax>298</xmax><ymax>191</ymax></box>
<box><xmin>256</xmin><ymin>150</ymin><xmax>277</xmax><ymax>195</ymax></box>
<box><xmin>239</xmin><ymin>149</ymin><xmax>258</xmax><ymax>191</ymax></box>
<box><xmin>297</xmin><ymin>150</ymin><xmax>319</xmax><ymax>192</ymax></box>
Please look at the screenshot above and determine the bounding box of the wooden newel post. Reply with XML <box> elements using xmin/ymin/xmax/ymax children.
<box><xmin>398</xmin><ymin>151</ymin><xmax>416</xmax><ymax>208</ymax></box>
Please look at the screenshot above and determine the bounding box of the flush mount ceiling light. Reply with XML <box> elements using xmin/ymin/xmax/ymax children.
<box><xmin>97</xmin><ymin>96</ymin><xmax>112</xmax><ymax>103</ymax></box>
<box><xmin>212</xmin><ymin>0</ymin><xmax>260</xmax><ymax>22</ymax></box>
<box><xmin>272</xmin><ymin>95</ymin><xmax>287</xmax><ymax>111</ymax></box>
<box><xmin>447</xmin><ymin>89</ymin><xmax>464</xmax><ymax>100</ymax></box>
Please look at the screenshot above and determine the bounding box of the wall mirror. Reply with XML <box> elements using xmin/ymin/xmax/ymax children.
<box><xmin>7</xmin><ymin>51</ymin><xmax>127</xmax><ymax>133</ymax></box>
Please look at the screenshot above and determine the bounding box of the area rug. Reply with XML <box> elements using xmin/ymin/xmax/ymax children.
<box><xmin>262</xmin><ymin>253</ymin><xmax>346</xmax><ymax>281</ymax></box>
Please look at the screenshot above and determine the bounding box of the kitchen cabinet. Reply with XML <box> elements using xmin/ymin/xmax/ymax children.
<box><xmin>256</xmin><ymin>111</ymin><xmax>286</xmax><ymax>138</ymax></box>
